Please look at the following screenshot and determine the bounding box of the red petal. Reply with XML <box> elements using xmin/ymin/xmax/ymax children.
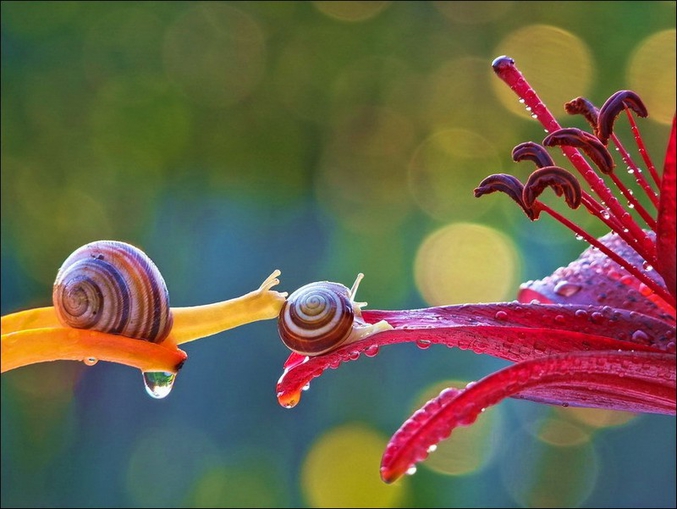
<box><xmin>656</xmin><ymin>116</ymin><xmax>676</xmax><ymax>299</ymax></box>
<box><xmin>276</xmin><ymin>302</ymin><xmax>676</xmax><ymax>407</ymax></box>
<box><xmin>379</xmin><ymin>350</ymin><xmax>676</xmax><ymax>483</ymax></box>
<box><xmin>519</xmin><ymin>232</ymin><xmax>675</xmax><ymax>321</ymax></box>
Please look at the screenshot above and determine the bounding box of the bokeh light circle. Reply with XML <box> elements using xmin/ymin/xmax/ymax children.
<box><xmin>408</xmin><ymin>129</ymin><xmax>502</xmax><ymax>221</ymax></box>
<box><xmin>415</xmin><ymin>222</ymin><xmax>521</xmax><ymax>305</ymax></box>
<box><xmin>301</xmin><ymin>423</ymin><xmax>408</xmax><ymax>507</ymax></box>
<box><xmin>433</xmin><ymin>1</ymin><xmax>514</xmax><ymax>24</ymax></box>
<box><xmin>492</xmin><ymin>25</ymin><xmax>593</xmax><ymax>120</ymax></box>
<box><xmin>500</xmin><ymin>427</ymin><xmax>599</xmax><ymax>508</ymax></box>
<box><xmin>627</xmin><ymin>29</ymin><xmax>676</xmax><ymax>125</ymax></box>
<box><xmin>163</xmin><ymin>3</ymin><xmax>266</xmax><ymax>107</ymax></box>
<box><xmin>313</xmin><ymin>1</ymin><xmax>391</xmax><ymax>22</ymax></box>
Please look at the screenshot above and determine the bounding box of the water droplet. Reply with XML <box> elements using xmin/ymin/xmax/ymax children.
<box><xmin>364</xmin><ymin>344</ymin><xmax>380</xmax><ymax>357</ymax></box>
<box><xmin>495</xmin><ymin>310</ymin><xmax>508</xmax><ymax>321</ymax></box>
<box><xmin>561</xmin><ymin>402</ymin><xmax>569</xmax><ymax>408</ymax></box>
<box><xmin>574</xmin><ymin>234</ymin><xmax>584</xmax><ymax>241</ymax></box>
<box><xmin>427</xmin><ymin>444</ymin><xmax>438</xmax><ymax>453</ymax></box>
<box><xmin>302</xmin><ymin>383</ymin><xmax>311</xmax><ymax>391</ymax></box>
<box><xmin>642</xmin><ymin>261</ymin><xmax>653</xmax><ymax>271</ymax></box>
<box><xmin>554</xmin><ymin>314</ymin><xmax>566</xmax><ymax>324</ymax></box>
<box><xmin>142</xmin><ymin>371</ymin><xmax>176</xmax><ymax>399</ymax></box>
<box><xmin>631</xmin><ymin>330</ymin><xmax>650</xmax><ymax>343</ymax></box>
<box><xmin>349</xmin><ymin>351</ymin><xmax>360</xmax><ymax>361</ymax></box>
<box><xmin>406</xmin><ymin>466</ymin><xmax>418</xmax><ymax>476</ymax></box>
<box><xmin>84</xmin><ymin>357</ymin><xmax>98</xmax><ymax>366</ymax></box>
<box><xmin>575</xmin><ymin>309</ymin><xmax>588</xmax><ymax>318</ymax></box>
<box><xmin>416</xmin><ymin>339</ymin><xmax>432</xmax><ymax>349</ymax></box>
<box><xmin>554</xmin><ymin>281</ymin><xmax>581</xmax><ymax>297</ymax></box>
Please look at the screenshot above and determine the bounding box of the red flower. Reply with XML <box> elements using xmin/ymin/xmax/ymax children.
<box><xmin>275</xmin><ymin>56</ymin><xmax>676</xmax><ymax>483</ymax></box>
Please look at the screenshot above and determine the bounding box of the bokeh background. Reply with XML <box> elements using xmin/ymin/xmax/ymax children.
<box><xmin>2</xmin><ymin>1</ymin><xmax>675</xmax><ymax>507</ymax></box>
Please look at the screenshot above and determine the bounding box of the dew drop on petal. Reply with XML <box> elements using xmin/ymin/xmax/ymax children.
<box><xmin>142</xmin><ymin>371</ymin><xmax>176</xmax><ymax>399</ymax></box>
<box><xmin>427</xmin><ymin>444</ymin><xmax>438</xmax><ymax>453</ymax></box>
<box><xmin>642</xmin><ymin>261</ymin><xmax>654</xmax><ymax>271</ymax></box>
<box><xmin>406</xmin><ymin>466</ymin><xmax>418</xmax><ymax>476</ymax></box>
<box><xmin>364</xmin><ymin>344</ymin><xmax>380</xmax><ymax>357</ymax></box>
<box><xmin>631</xmin><ymin>330</ymin><xmax>650</xmax><ymax>342</ymax></box>
<box><xmin>302</xmin><ymin>383</ymin><xmax>311</xmax><ymax>391</ymax></box>
<box><xmin>416</xmin><ymin>339</ymin><xmax>432</xmax><ymax>349</ymax></box>
<box><xmin>554</xmin><ymin>281</ymin><xmax>582</xmax><ymax>297</ymax></box>
<box><xmin>84</xmin><ymin>357</ymin><xmax>98</xmax><ymax>366</ymax></box>
<box><xmin>495</xmin><ymin>310</ymin><xmax>508</xmax><ymax>320</ymax></box>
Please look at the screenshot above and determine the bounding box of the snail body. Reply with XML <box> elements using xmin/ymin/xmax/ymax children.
<box><xmin>52</xmin><ymin>240</ymin><xmax>173</xmax><ymax>343</ymax></box>
<box><xmin>278</xmin><ymin>274</ymin><xmax>393</xmax><ymax>356</ymax></box>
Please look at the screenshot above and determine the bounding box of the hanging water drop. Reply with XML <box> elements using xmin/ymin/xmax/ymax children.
<box><xmin>416</xmin><ymin>339</ymin><xmax>432</xmax><ymax>349</ymax></box>
<box><xmin>405</xmin><ymin>466</ymin><xmax>418</xmax><ymax>476</ymax></box>
<box><xmin>84</xmin><ymin>357</ymin><xmax>98</xmax><ymax>366</ymax></box>
<box><xmin>142</xmin><ymin>371</ymin><xmax>176</xmax><ymax>399</ymax></box>
<box><xmin>365</xmin><ymin>344</ymin><xmax>380</xmax><ymax>357</ymax></box>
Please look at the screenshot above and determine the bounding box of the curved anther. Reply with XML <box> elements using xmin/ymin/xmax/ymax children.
<box><xmin>564</xmin><ymin>96</ymin><xmax>599</xmax><ymax>129</ymax></box>
<box><xmin>523</xmin><ymin>166</ymin><xmax>582</xmax><ymax>210</ymax></box>
<box><xmin>474</xmin><ymin>173</ymin><xmax>536</xmax><ymax>220</ymax></box>
<box><xmin>597</xmin><ymin>90</ymin><xmax>648</xmax><ymax>145</ymax></box>
<box><xmin>543</xmin><ymin>127</ymin><xmax>615</xmax><ymax>174</ymax></box>
<box><xmin>511</xmin><ymin>142</ymin><xmax>555</xmax><ymax>168</ymax></box>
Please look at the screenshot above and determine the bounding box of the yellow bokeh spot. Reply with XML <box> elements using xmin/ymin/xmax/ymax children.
<box><xmin>627</xmin><ymin>29</ymin><xmax>676</xmax><ymax>125</ymax></box>
<box><xmin>185</xmin><ymin>464</ymin><xmax>281</xmax><ymax>508</ymax></box>
<box><xmin>433</xmin><ymin>1</ymin><xmax>514</xmax><ymax>24</ymax></box>
<box><xmin>302</xmin><ymin>423</ymin><xmax>408</xmax><ymax>508</ymax></box>
<box><xmin>557</xmin><ymin>406</ymin><xmax>638</xmax><ymax>429</ymax></box>
<box><xmin>313</xmin><ymin>1</ymin><xmax>391</xmax><ymax>22</ymax></box>
<box><xmin>408</xmin><ymin>129</ymin><xmax>502</xmax><ymax>221</ymax></box>
<box><xmin>414</xmin><ymin>381</ymin><xmax>501</xmax><ymax>476</ymax></box>
<box><xmin>414</xmin><ymin>222</ymin><xmax>521</xmax><ymax>305</ymax></box>
<box><xmin>492</xmin><ymin>25</ymin><xmax>593</xmax><ymax>120</ymax></box>
<box><xmin>537</xmin><ymin>417</ymin><xmax>591</xmax><ymax>447</ymax></box>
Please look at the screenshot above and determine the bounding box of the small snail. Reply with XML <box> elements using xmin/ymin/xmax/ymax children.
<box><xmin>52</xmin><ymin>240</ymin><xmax>173</xmax><ymax>343</ymax></box>
<box><xmin>278</xmin><ymin>273</ymin><xmax>393</xmax><ymax>356</ymax></box>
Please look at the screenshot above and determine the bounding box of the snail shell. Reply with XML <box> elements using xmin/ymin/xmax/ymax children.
<box><xmin>52</xmin><ymin>240</ymin><xmax>173</xmax><ymax>343</ymax></box>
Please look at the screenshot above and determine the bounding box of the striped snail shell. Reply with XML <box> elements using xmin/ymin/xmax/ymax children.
<box><xmin>52</xmin><ymin>240</ymin><xmax>173</xmax><ymax>344</ymax></box>
<box><xmin>278</xmin><ymin>275</ymin><xmax>376</xmax><ymax>356</ymax></box>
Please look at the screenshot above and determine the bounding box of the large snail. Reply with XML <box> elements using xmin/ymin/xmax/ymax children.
<box><xmin>278</xmin><ymin>273</ymin><xmax>393</xmax><ymax>356</ymax></box>
<box><xmin>52</xmin><ymin>240</ymin><xmax>173</xmax><ymax>344</ymax></box>
<box><xmin>1</xmin><ymin>240</ymin><xmax>287</xmax><ymax>374</ymax></box>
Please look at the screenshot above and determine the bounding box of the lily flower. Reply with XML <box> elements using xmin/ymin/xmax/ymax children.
<box><xmin>275</xmin><ymin>56</ymin><xmax>676</xmax><ymax>483</ymax></box>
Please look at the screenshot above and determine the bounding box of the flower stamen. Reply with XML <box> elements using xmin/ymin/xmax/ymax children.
<box><xmin>512</xmin><ymin>142</ymin><xmax>555</xmax><ymax>168</ymax></box>
<box><xmin>523</xmin><ymin>166</ymin><xmax>582</xmax><ymax>209</ymax></box>
<box><xmin>597</xmin><ymin>90</ymin><xmax>648</xmax><ymax>145</ymax></box>
<box><xmin>474</xmin><ymin>173</ymin><xmax>536</xmax><ymax>219</ymax></box>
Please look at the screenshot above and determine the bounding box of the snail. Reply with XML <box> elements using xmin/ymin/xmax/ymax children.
<box><xmin>278</xmin><ymin>273</ymin><xmax>393</xmax><ymax>356</ymax></box>
<box><xmin>52</xmin><ymin>240</ymin><xmax>173</xmax><ymax>344</ymax></box>
<box><xmin>1</xmin><ymin>240</ymin><xmax>287</xmax><ymax>374</ymax></box>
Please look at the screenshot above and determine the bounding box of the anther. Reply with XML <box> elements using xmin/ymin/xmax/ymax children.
<box><xmin>543</xmin><ymin>128</ymin><xmax>615</xmax><ymax>174</ymax></box>
<box><xmin>523</xmin><ymin>166</ymin><xmax>582</xmax><ymax>210</ymax></box>
<box><xmin>474</xmin><ymin>173</ymin><xmax>536</xmax><ymax>220</ymax></box>
<box><xmin>512</xmin><ymin>142</ymin><xmax>555</xmax><ymax>168</ymax></box>
<box><xmin>564</xmin><ymin>97</ymin><xmax>599</xmax><ymax>129</ymax></box>
<box><xmin>596</xmin><ymin>90</ymin><xmax>648</xmax><ymax>145</ymax></box>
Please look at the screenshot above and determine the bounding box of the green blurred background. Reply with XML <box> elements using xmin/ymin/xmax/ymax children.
<box><xmin>2</xmin><ymin>1</ymin><xmax>675</xmax><ymax>507</ymax></box>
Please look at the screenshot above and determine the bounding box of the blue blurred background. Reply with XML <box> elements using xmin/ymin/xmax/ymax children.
<box><xmin>2</xmin><ymin>2</ymin><xmax>675</xmax><ymax>507</ymax></box>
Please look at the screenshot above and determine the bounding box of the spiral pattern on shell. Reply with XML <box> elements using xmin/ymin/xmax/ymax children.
<box><xmin>52</xmin><ymin>240</ymin><xmax>173</xmax><ymax>343</ymax></box>
<box><xmin>278</xmin><ymin>282</ymin><xmax>355</xmax><ymax>355</ymax></box>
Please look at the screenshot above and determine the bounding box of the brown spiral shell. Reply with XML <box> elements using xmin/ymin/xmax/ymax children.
<box><xmin>52</xmin><ymin>240</ymin><xmax>173</xmax><ymax>343</ymax></box>
<box><xmin>277</xmin><ymin>281</ymin><xmax>356</xmax><ymax>355</ymax></box>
